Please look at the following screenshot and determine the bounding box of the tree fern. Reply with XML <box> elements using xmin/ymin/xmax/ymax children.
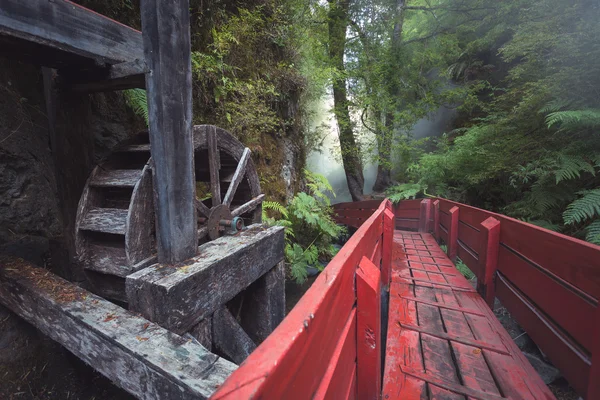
<box><xmin>263</xmin><ymin>200</ymin><xmax>288</xmax><ymax>219</ymax></box>
<box><xmin>586</xmin><ymin>220</ymin><xmax>600</xmax><ymax>245</ymax></box>
<box><xmin>554</xmin><ymin>154</ymin><xmax>595</xmax><ymax>184</ymax></box>
<box><xmin>123</xmin><ymin>89</ymin><xmax>149</xmax><ymax>126</ymax></box>
<box><xmin>563</xmin><ymin>189</ymin><xmax>600</xmax><ymax>225</ymax></box>
<box><xmin>545</xmin><ymin>109</ymin><xmax>600</xmax><ymax>129</ymax></box>
<box><xmin>386</xmin><ymin>183</ymin><xmax>424</xmax><ymax>203</ymax></box>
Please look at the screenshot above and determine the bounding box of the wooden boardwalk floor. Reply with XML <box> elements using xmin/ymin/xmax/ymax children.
<box><xmin>383</xmin><ymin>231</ymin><xmax>556</xmax><ymax>400</ymax></box>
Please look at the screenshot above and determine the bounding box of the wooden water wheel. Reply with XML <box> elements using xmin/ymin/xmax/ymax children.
<box><xmin>75</xmin><ymin>125</ymin><xmax>263</xmax><ymax>301</ymax></box>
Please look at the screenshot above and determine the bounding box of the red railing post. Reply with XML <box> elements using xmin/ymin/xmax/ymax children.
<box><xmin>356</xmin><ymin>256</ymin><xmax>381</xmax><ymax>400</ymax></box>
<box><xmin>432</xmin><ymin>200</ymin><xmax>440</xmax><ymax>242</ymax></box>
<box><xmin>382</xmin><ymin>204</ymin><xmax>394</xmax><ymax>288</ymax></box>
<box><xmin>477</xmin><ymin>217</ymin><xmax>500</xmax><ymax>308</ymax></box>
<box><xmin>447</xmin><ymin>206</ymin><xmax>459</xmax><ymax>261</ymax></box>
<box><xmin>419</xmin><ymin>199</ymin><xmax>431</xmax><ymax>233</ymax></box>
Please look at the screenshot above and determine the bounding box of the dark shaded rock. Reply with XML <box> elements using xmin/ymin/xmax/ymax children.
<box><xmin>523</xmin><ymin>352</ymin><xmax>561</xmax><ymax>384</ymax></box>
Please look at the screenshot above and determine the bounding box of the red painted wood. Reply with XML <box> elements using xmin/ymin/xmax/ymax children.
<box><xmin>334</xmin><ymin>200</ymin><xmax>383</xmax><ymax>210</ymax></box>
<box><xmin>395</xmin><ymin>199</ymin><xmax>422</xmax><ymax>210</ymax></box>
<box><xmin>356</xmin><ymin>256</ymin><xmax>381</xmax><ymax>400</ymax></box>
<box><xmin>382</xmin><ymin>209</ymin><xmax>394</xmax><ymax>287</ymax></box>
<box><xmin>383</xmin><ymin>231</ymin><xmax>555</xmax><ymax>400</ymax></box>
<box><xmin>587</xmin><ymin>305</ymin><xmax>600</xmax><ymax>399</ymax></box>
<box><xmin>395</xmin><ymin>209</ymin><xmax>421</xmax><ymax>219</ymax></box>
<box><xmin>432</xmin><ymin>200</ymin><xmax>440</xmax><ymax>242</ymax></box>
<box><xmin>419</xmin><ymin>199</ymin><xmax>431</xmax><ymax>233</ymax></box>
<box><xmin>498</xmin><ymin>245</ymin><xmax>595</xmax><ymax>352</ymax></box>
<box><xmin>457</xmin><ymin>220</ymin><xmax>482</xmax><ymax>255</ymax></box>
<box><xmin>447</xmin><ymin>206</ymin><xmax>459</xmax><ymax>260</ymax></box>
<box><xmin>212</xmin><ymin>202</ymin><xmax>387</xmax><ymax>399</ymax></box>
<box><xmin>313</xmin><ymin>309</ymin><xmax>357</xmax><ymax>400</ymax></box>
<box><xmin>457</xmin><ymin>240</ymin><xmax>479</xmax><ymax>276</ymax></box>
<box><xmin>477</xmin><ymin>217</ymin><xmax>500</xmax><ymax>308</ymax></box>
<box><xmin>394</xmin><ymin>218</ymin><xmax>419</xmax><ymax>231</ymax></box>
<box><xmin>495</xmin><ymin>273</ymin><xmax>589</xmax><ymax>396</ymax></box>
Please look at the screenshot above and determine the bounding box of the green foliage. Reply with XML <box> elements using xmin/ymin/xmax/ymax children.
<box><xmin>263</xmin><ymin>171</ymin><xmax>345</xmax><ymax>284</ymax></box>
<box><xmin>545</xmin><ymin>110</ymin><xmax>600</xmax><ymax>130</ymax></box>
<box><xmin>455</xmin><ymin>259</ymin><xmax>475</xmax><ymax>281</ymax></box>
<box><xmin>123</xmin><ymin>89</ymin><xmax>149</xmax><ymax>126</ymax></box>
<box><xmin>563</xmin><ymin>189</ymin><xmax>600</xmax><ymax>225</ymax></box>
<box><xmin>586</xmin><ymin>220</ymin><xmax>600</xmax><ymax>245</ymax></box>
<box><xmin>386</xmin><ymin>183</ymin><xmax>425</xmax><ymax>203</ymax></box>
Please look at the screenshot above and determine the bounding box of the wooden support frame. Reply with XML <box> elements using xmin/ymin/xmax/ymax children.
<box><xmin>447</xmin><ymin>206</ymin><xmax>459</xmax><ymax>261</ymax></box>
<box><xmin>432</xmin><ymin>200</ymin><xmax>440</xmax><ymax>242</ymax></box>
<box><xmin>239</xmin><ymin>260</ymin><xmax>286</xmax><ymax>344</ymax></box>
<box><xmin>141</xmin><ymin>0</ymin><xmax>197</xmax><ymax>263</ymax></box>
<box><xmin>213</xmin><ymin>307</ymin><xmax>257</xmax><ymax>365</ymax></box>
<box><xmin>418</xmin><ymin>199</ymin><xmax>431</xmax><ymax>233</ymax></box>
<box><xmin>356</xmin><ymin>256</ymin><xmax>381</xmax><ymax>400</ymax></box>
<box><xmin>477</xmin><ymin>217</ymin><xmax>501</xmax><ymax>308</ymax></box>
<box><xmin>127</xmin><ymin>225</ymin><xmax>285</xmax><ymax>334</ymax></box>
<box><xmin>0</xmin><ymin>257</ymin><xmax>236</xmax><ymax>399</ymax></box>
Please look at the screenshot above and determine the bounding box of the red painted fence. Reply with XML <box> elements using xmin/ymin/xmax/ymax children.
<box><xmin>212</xmin><ymin>200</ymin><xmax>394</xmax><ymax>399</ymax></box>
<box><xmin>395</xmin><ymin>198</ymin><xmax>600</xmax><ymax>398</ymax></box>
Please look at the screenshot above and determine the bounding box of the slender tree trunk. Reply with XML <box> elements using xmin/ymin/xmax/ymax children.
<box><xmin>373</xmin><ymin>111</ymin><xmax>393</xmax><ymax>192</ymax></box>
<box><xmin>328</xmin><ymin>0</ymin><xmax>364</xmax><ymax>201</ymax></box>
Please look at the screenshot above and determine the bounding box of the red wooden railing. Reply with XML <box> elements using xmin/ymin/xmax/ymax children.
<box><xmin>212</xmin><ymin>200</ymin><xmax>395</xmax><ymax>399</ymax></box>
<box><xmin>339</xmin><ymin>197</ymin><xmax>600</xmax><ymax>399</ymax></box>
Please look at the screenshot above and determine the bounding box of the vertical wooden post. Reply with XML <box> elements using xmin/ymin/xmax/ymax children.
<box><xmin>141</xmin><ymin>0</ymin><xmax>198</xmax><ymax>263</ymax></box>
<box><xmin>381</xmin><ymin>207</ymin><xmax>395</xmax><ymax>288</ymax></box>
<box><xmin>432</xmin><ymin>200</ymin><xmax>440</xmax><ymax>242</ymax></box>
<box><xmin>447</xmin><ymin>206</ymin><xmax>459</xmax><ymax>261</ymax></box>
<box><xmin>587</xmin><ymin>306</ymin><xmax>600</xmax><ymax>399</ymax></box>
<box><xmin>356</xmin><ymin>256</ymin><xmax>381</xmax><ymax>400</ymax></box>
<box><xmin>419</xmin><ymin>199</ymin><xmax>431</xmax><ymax>233</ymax></box>
<box><xmin>477</xmin><ymin>217</ymin><xmax>500</xmax><ymax>308</ymax></box>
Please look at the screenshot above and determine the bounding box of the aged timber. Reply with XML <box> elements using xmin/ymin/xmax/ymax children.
<box><xmin>0</xmin><ymin>256</ymin><xmax>236</xmax><ymax>400</ymax></box>
<box><xmin>213</xmin><ymin>307</ymin><xmax>257</xmax><ymax>365</ymax></box>
<box><xmin>141</xmin><ymin>0</ymin><xmax>197</xmax><ymax>263</ymax></box>
<box><xmin>0</xmin><ymin>0</ymin><xmax>143</xmax><ymax>69</ymax></box>
<box><xmin>127</xmin><ymin>225</ymin><xmax>285</xmax><ymax>334</ymax></box>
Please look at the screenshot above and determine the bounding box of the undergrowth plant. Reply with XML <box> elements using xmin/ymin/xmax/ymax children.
<box><xmin>263</xmin><ymin>170</ymin><xmax>345</xmax><ymax>284</ymax></box>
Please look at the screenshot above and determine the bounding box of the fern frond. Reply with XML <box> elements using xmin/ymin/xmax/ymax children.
<box><xmin>545</xmin><ymin>109</ymin><xmax>600</xmax><ymax>129</ymax></box>
<box><xmin>263</xmin><ymin>200</ymin><xmax>288</xmax><ymax>218</ymax></box>
<box><xmin>555</xmin><ymin>155</ymin><xmax>595</xmax><ymax>184</ymax></box>
<box><xmin>386</xmin><ymin>183</ymin><xmax>424</xmax><ymax>203</ymax></box>
<box><xmin>539</xmin><ymin>99</ymin><xmax>571</xmax><ymax>114</ymax></box>
<box><xmin>527</xmin><ymin>220</ymin><xmax>561</xmax><ymax>232</ymax></box>
<box><xmin>123</xmin><ymin>89</ymin><xmax>149</xmax><ymax>126</ymax></box>
<box><xmin>585</xmin><ymin>220</ymin><xmax>600</xmax><ymax>245</ymax></box>
<box><xmin>563</xmin><ymin>189</ymin><xmax>600</xmax><ymax>225</ymax></box>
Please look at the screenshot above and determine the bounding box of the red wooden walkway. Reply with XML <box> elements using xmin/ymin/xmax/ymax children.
<box><xmin>384</xmin><ymin>231</ymin><xmax>553</xmax><ymax>399</ymax></box>
<box><xmin>213</xmin><ymin>198</ymin><xmax>600</xmax><ymax>400</ymax></box>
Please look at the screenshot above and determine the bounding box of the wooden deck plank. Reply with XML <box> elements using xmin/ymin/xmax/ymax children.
<box><xmin>384</xmin><ymin>231</ymin><xmax>556</xmax><ymax>400</ymax></box>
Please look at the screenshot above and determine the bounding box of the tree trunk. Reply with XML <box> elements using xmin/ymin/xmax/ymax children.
<box><xmin>372</xmin><ymin>110</ymin><xmax>393</xmax><ymax>192</ymax></box>
<box><xmin>328</xmin><ymin>0</ymin><xmax>364</xmax><ymax>201</ymax></box>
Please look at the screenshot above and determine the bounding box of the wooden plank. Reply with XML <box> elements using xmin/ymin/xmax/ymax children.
<box><xmin>190</xmin><ymin>318</ymin><xmax>212</xmax><ymax>351</ymax></box>
<box><xmin>207</xmin><ymin>125</ymin><xmax>222</xmax><ymax>206</ymax></box>
<box><xmin>141</xmin><ymin>0</ymin><xmax>197</xmax><ymax>263</ymax></box>
<box><xmin>356</xmin><ymin>257</ymin><xmax>381</xmax><ymax>400</ymax></box>
<box><xmin>80</xmin><ymin>208</ymin><xmax>128</xmax><ymax>235</ymax></box>
<box><xmin>240</xmin><ymin>261</ymin><xmax>286</xmax><ymax>344</ymax></box>
<box><xmin>395</xmin><ymin>209</ymin><xmax>421</xmax><ymax>219</ymax></box>
<box><xmin>90</xmin><ymin>169</ymin><xmax>142</xmax><ymax>188</ymax></box>
<box><xmin>457</xmin><ymin>239</ymin><xmax>479</xmax><ymax>276</ymax></box>
<box><xmin>231</xmin><ymin>194</ymin><xmax>265</xmax><ymax>217</ymax></box>
<box><xmin>313</xmin><ymin>309</ymin><xmax>357</xmax><ymax>400</ymax></box>
<box><xmin>497</xmin><ymin>245</ymin><xmax>595</xmax><ymax>352</ymax></box>
<box><xmin>458</xmin><ymin>220</ymin><xmax>481</xmax><ymax>256</ymax></box>
<box><xmin>477</xmin><ymin>217</ymin><xmax>500</xmax><ymax>308</ymax></box>
<box><xmin>213</xmin><ymin>307</ymin><xmax>257</xmax><ymax>365</ymax></box>
<box><xmin>0</xmin><ymin>257</ymin><xmax>236</xmax><ymax>399</ymax></box>
<box><xmin>212</xmin><ymin>205</ymin><xmax>387</xmax><ymax>399</ymax></box>
<box><xmin>127</xmin><ymin>225</ymin><xmax>284</xmax><ymax>334</ymax></box>
<box><xmin>419</xmin><ymin>199</ymin><xmax>431</xmax><ymax>233</ymax></box>
<box><xmin>433</xmin><ymin>200</ymin><xmax>440</xmax><ymax>241</ymax></box>
<box><xmin>223</xmin><ymin>147</ymin><xmax>250</xmax><ymax>206</ymax></box>
<box><xmin>333</xmin><ymin>200</ymin><xmax>383</xmax><ymax>210</ymax></box>
<box><xmin>587</xmin><ymin>305</ymin><xmax>600</xmax><ymax>399</ymax></box>
<box><xmin>394</xmin><ymin>199</ymin><xmax>422</xmax><ymax>210</ymax></box>
<box><xmin>66</xmin><ymin>59</ymin><xmax>147</xmax><ymax>93</ymax></box>
<box><xmin>395</xmin><ymin>218</ymin><xmax>419</xmax><ymax>231</ymax></box>
<box><xmin>0</xmin><ymin>0</ymin><xmax>143</xmax><ymax>68</ymax></box>
<box><xmin>495</xmin><ymin>273</ymin><xmax>590</xmax><ymax>396</ymax></box>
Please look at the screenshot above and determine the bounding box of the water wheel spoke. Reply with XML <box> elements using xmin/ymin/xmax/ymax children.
<box><xmin>198</xmin><ymin>226</ymin><xmax>208</xmax><ymax>240</ymax></box>
<box><xmin>195</xmin><ymin>197</ymin><xmax>211</xmax><ymax>217</ymax></box>
<box><xmin>223</xmin><ymin>147</ymin><xmax>251</xmax><ymax>207</ymax></box>
<box><xmin>208</xmin><ymin>125</ymin><xmax>221</xmax><ymax>206</ymax></box>
<box><xmin>231</xmin><ymin>194</ymin><xmax>265</xmax><ymax>217</ymax></box>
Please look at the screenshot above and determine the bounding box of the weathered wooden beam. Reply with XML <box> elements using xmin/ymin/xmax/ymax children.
<box><xmin>127</xmin><ymin>225</ymin><xmax>285</xmax><ymax>334</ymax></box>
<box><xmin>0</xmin><ymin>256</ymin><xmax>236</xmax><ymax>400</ymax></box>
<box><xmin>141</xmin><ymin>0</ymin><xmax>197</xmax><ymax>263</ymax></box>
<box><xmin>240</xmin><ymin>260</ymin><xmax>286</xmax><ymax>344</ymax></box>
<box><xmin>66</xmin><ymin>60</ymin><xmax>148</xmax><ymax>93</ymax></box>
<box><xmin>213</xmin><ymin>307</ymin><xmax>257</xmax><ymax>365</ymax></box>
<box><xmin>190</xmin><ymin>318</ymin><xmax>213</xmax><ymax>351</ymax></box>
<box><xmin>0</xmin><ymin>0</ymin><xmax>143</xmax><ymax>68</ymax></box>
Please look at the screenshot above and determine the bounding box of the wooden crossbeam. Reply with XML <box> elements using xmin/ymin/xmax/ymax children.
<box><xmin>213</xmin><ymin>308</ymin><xmax>257</xmax><ymax>365</ymax></box>
<box><xmin>399</xmin><ymin>296</ymin><xmax>486</xmax><ymax>316</ymax></box>
<box><xmin>0</xmin><ymin>256</ymin><xmax>236</xmax><ymax>399</ymax></box>
<box><xmin>0</xmin><ymin>0</ymin><xmax>143</xmax><ymax>69</ymax></box>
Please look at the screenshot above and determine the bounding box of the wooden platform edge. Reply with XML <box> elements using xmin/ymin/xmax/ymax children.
<box><xmin>0</xmin><ymin>256</ymin><xmax>236</xmax><ymax>400</ymax></box>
